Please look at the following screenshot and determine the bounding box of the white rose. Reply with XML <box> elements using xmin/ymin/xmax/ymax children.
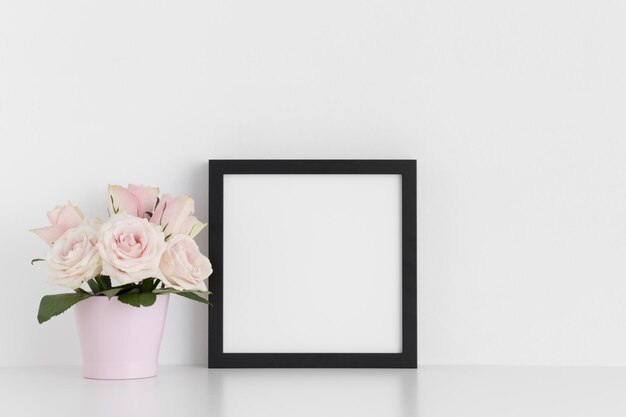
<box><xmin>98</xmin><ymin>213</ymin><xmax>166</xmax><ymax>285</ymax></box>
<box><xmin>45</xmin><ymin>221</ymin><xmax>102</xmax><ymax>289</ymax></box>
<box><xmin>160</xmin><ymin>234</ymin><xmax>212</xmax><ymax>291</ymax></box>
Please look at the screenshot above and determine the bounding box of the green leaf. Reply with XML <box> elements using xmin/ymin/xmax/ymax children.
<box><xmin>110</xmin><ymin>195</ymin><xmax>119</xmax><ymax>214</ymax></box>
<box><xmin>101</xmin><ymin>288</ymin><xmax>123</xmax><ymax>299</ymax></box>
<box><xmin>94</xmin><ymin>276</ymin><xmax>103</xmax><ymax>291</ymax></box>
<box><xmin>118</xmin><ymin>292</ymin><xmax>157</xmax><ymax>308</ymax></box>
<box><xmin>187</xmin><ymin>223</ymin><xmax>199</xmax><ymax>237</ymax></box>
<box><xmin>98</xmin><ymin>275</ymin><xmax>112</xmax><ymax>290</ymax></box>
<box><xmin>91</xmin><ymin>282</ymin><xmax>134</xmax><ymax>297</ymax></box>
<box><xmin>87</xmin><ymin>276</ymin><xmax>113</xmax><ymax>294</ymax></box>
<box><xmin>117</xmin><ymin>286</ymin><xmax>139</xmax><ymax>296</ymax></box>
<box><xmin>37</xmin><ymin>293</ymin><xmax>91</xmax><ymax>324</ymax></box>
<box><xmin>153</xmin><ymin>288</ymin><xmax>176</xmax><ymax>294</ymax></box>
<box><xmin>87</xmin><ymin>278</ymin><xmax>100</xmax><ymax>294</ymax></box>
<box><xmin>140</xmin><ymin>279</ymin><xmax>154</xmax><ymax>293</ymax></box>
<box><xmin>30</xmin><ymin>258</ymin><xmax>45</xmax><ymax>265</ymax></box>
<box><xmin>174</xmin><ymin>291</ymin><xmax>210</xmax><ymax>305</ymax></box>
<box><xmin>159</xmin><ymin>202</ymin><xmax>167</xmax><ymax>225</ymax></box>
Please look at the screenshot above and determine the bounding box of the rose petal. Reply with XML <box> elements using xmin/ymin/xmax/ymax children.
<box><xmin>46</xmin><ymin>206</ymin><xmax>64</xmax><ymax>224</ymax></box>
<box><xmin>128</xmin><ymin>184</ymin><xmax>160</xmax><ymax>218</ymax></box>
<box><xmin>108</xmin><ymin>185</ymin><xmax>141</xmax><ymax>216</ymax></box>
<box><xmin>31</xmin><ymin>225</ymin><xmax>67</xmax><ymax>246</ymax></box>
<box><xmin>55</xmin><ymin>204</ymin><xmax>84</xmax><ymax>229</ymax></box>
<box><xmin>150</xmin><ymin>194</ymin><xmax>172</xmax><ymax>227</ymax></box>
<box><xmin>45</xmin><ymin>222</ymin><xmax>101</xmax><ymax>289</ymax></box>
<box><xmin>98</xmin><ymin>212</ymin><xmax>166</xmax><ymax>285</ymax></box>
<box><xmin>159</xmin><ymin>235</ymin><xmax>212</xmax><ymax>291</ymax></box>
<box><xmin>154</xmin><ymin>195</ymin><xmax>195</xmax><ymax>235</ymax></box>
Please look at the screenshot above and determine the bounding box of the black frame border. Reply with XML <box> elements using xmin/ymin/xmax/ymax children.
<box><xmin>208</xmin><ymin>159</ymin><xmax>416</xmax><ymax>368</ymax></box>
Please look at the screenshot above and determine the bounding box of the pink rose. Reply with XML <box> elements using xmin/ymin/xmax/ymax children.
<box><xmin>151</xmin><ymin>195</ymin><xmax>207</xmax><ymax>238</ymax></box>
<box><xmin>45</xmin><ymin>221</ymin><xmax>102</xmax><ymax>289</ymax></box>
<box><xmin>160</xmin><ymin>234</ymin><xmax>212</xmax><ymax>291</ymax></box>
<box><xmin>98</xmin><ymin>213</ymin><xmax>166</xmax><ymax>285</ymax></box>
<box><xmin>31</xmin><ymin>202</ymin><xmax>84</xmax><ymax>245</ymax></box>
<box><xmin>108</xmin><ymin>184</ymin><xmax>159</xmax><ymax>218</ymax></box>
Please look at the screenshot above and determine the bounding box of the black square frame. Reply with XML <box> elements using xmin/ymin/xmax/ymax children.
<box><xmin>208</xmin><ymin>159</ymin><xmax>416</xmax><ymax>368</ymax></box>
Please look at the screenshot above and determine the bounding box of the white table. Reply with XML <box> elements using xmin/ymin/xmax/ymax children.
<box><xmin>1</xmin><ymin>365</ymin><xmax>625</xmax><ymax>416</ymax></box>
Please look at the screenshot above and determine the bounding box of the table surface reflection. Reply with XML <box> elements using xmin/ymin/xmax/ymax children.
<box><xmin>1</xmin><ymin>365</ymin><xmax>626</xmax><ymax>416</ymax></box>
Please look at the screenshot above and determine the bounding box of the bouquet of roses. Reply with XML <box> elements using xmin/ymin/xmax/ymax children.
<box><xmin>31</xmin><ymin>184</ymin><xmax>212</xmax><ymax>323</ymax></box>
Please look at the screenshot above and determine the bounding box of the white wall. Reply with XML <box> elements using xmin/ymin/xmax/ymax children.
<box><xmin>1</xmin><ymin>0</ymin><xmax>625</xmax><ymax>367</ymax></box>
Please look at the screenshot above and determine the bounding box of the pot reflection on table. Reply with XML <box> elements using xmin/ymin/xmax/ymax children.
<box><xmin>74</xmin><ymin>367</ymin><xmax>418</xmax><ymax>417</ymax></box>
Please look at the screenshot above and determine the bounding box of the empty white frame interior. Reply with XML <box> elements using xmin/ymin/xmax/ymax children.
<box><xmin>223</xmin><ymin>174</ymin><xmax>402</xmax><ymax>353</ymax></box>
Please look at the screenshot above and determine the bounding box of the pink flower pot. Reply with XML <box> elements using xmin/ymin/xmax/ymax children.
<box><xmin>74</xmin><ymin>294</ymin><xmax>169</xmax><ymax>380</ymax></box>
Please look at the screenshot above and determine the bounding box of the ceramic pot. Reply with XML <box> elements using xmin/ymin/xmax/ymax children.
<box><xmin>74</xmin><ymin>294</ymin><xmax>169</xmax><ymax>380</ymax></box>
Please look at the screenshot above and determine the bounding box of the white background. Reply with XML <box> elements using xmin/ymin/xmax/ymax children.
<box><xmin>1</xmin><ymin>0</ymin><xmax>625</xmax><ymax>367</ymax></box>
<box><xmin>223</xmin><ymin>174</ymin><xmax>402</xmax><ymax>353</ymax></box>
